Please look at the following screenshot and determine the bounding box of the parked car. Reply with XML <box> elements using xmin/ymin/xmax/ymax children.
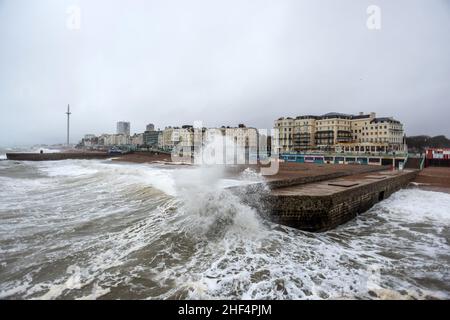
<box><xmin>108</xmin><ymin>147</ymin><xmax>124</xmax><ymax>155</ymax></box>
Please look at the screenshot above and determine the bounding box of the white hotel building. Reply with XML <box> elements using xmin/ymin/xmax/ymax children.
<box><xmin>274</xmin><ymin>112</ymin><xmax>406</xmax><ymax>154</ymax></box>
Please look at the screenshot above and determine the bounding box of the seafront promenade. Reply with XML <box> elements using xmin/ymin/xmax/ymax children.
<box><xmin>412</xmin><ymin>167</ymin><xmax>450</xmax><ymax>194</ymax></box>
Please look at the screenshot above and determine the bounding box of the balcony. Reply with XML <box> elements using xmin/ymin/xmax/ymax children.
<box><xmin>336</xmin><ymin>130</ymin><xmax>352</xmax><ymax>143</ymax></box>
<box><xmin>315</xmin><ymin>130</ymin><xmax>334</xmax><ymax>139</ymax></box>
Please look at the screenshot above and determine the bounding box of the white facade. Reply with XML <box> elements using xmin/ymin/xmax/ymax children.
<box><xmin>275</xmin><ymin>112</ymin><xmax>406</xmax><ymax>154</ymax></box>
<box><xmin>102</xmin><ymin>134</ymin><xmax>130</xmax><ymax>146</ymax></box>
<box><xmin>161</xmin><ymin>125</ymin><xmax>259</xmax><ymax>156</ymax></box>
<box><xmin>131</xmin><ymin>133</ymin><xmax>144</xmax><ymax>146</ymax></box>
<box><xmin>161</xmin><ymin>127</ymin><xmax>194</xmax><ymax>150</ymax></box>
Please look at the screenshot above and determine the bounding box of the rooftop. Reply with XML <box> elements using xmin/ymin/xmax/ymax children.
<box><xmin>276</xmin><ymin>112</ymin><xmax>401</xmax><ymax>123</ymax></box>
<box><xmin>371</xmin><ymin>117</ymin><xmax>401</xmax><ymax>124</ymax></box>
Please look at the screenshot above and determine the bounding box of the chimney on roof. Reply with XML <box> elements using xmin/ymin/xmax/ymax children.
<box><xmin>359</xmin><ymin>112</ymin><xmax>364</xmax><ymax>116</ymax></box>
<box><xmin>370</xmin><ymin>112</ymin><xmax>376</xmax><ymax>118</ymax></box>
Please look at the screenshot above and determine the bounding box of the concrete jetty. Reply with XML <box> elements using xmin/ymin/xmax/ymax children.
<box><xmin>228</xmin><ymin>163</ymin><xmax>418</xmax><ymax>232</ymax></box>
<box><xmin>6</xmin><ymin>152</ymin><xmax>113</xmax><ymax>161</ymax></box>
<box><xmin>260</xmin><ymin>162</ymin><xmax>389</xmax><ymax>189</ymax></box>
<box><xmin>264</xmin><ymin>169</ymin><xmax>418</xmax><ymax>232</ymax></box>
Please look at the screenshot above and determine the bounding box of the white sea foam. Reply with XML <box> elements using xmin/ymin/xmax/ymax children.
<box><xmin>376</xmin><ymin>188</ymin><xmax>450</xmax><ymax>225</ymax></box>
<box><xmin>0</xmin><ymin>154</ymin><xmax>449</xmax><ymax>300</ymax></box>
<box><xmin>169</xmin><ymin>135</ymin><xmax>266</xmax><ymax>240</ymax></box>
<box><xmin>30</xmin><ymin>147</ymin><xmax>61</xmax><ymax>154</ymax></box>
<box><xmin>159</xmin><ymin>186</ymin><xmax>450</xmax><ymax>300</ymax></box>
<box><xmin>32</xmin><ymin>160</ymin><xmax>177</xmax><ymax>196</ymax></box>
<box><xmin>38</xmin><ymin>162</ymin><xmax>99</xmax><ymax>177</ymax></box>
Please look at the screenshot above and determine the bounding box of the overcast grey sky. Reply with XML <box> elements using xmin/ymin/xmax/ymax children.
<box><xmin>0</xmin><ymin>0</ymin><xmax>449</xmax><ymax>146</ymax></box>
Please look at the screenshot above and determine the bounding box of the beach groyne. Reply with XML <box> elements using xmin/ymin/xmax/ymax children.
<box><xmin>6</xmin><ymin>152</ymin><xmax>113</xmax><ymax>161</ymax></box>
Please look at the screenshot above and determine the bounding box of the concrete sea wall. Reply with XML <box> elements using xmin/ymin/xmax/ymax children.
<box><xmin>6</xmin><ymin>153</ymin><xmax>112</xmax><ymax>161</ymax></box>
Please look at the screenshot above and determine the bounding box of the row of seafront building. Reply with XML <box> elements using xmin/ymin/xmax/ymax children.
<box><xmin>77</xmin><ymin>122</ymin><xmax>263</xmax><ymax>155</ymax></box>
<box><xmin>77</xmin><ymin>112</ymin><xmax>408</xmax><ymax>165</ymax></box>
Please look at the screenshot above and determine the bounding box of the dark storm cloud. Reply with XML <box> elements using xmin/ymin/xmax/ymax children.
<box><xmin>0</xmin><ymin>0</ymin><xmax>449</xmax><ymax>146</ymax></box>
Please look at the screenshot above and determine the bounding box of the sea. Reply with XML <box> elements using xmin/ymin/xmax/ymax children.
<box><xmin>0</xmin><ymin>147</ymin><xmax>449</xmax><ymax>299</ymax></box>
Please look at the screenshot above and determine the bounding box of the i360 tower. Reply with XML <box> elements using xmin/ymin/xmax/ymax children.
<box><xmin>66</xmin><ymin>104</ymin><xmax>71</xmax><ymax>146</ymax></box>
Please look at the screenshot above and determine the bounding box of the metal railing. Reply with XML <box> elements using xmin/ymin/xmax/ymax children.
<box><xmin>281</xmin><ymin>151</ymin><xmax>408</xmax><ymax>158</ymax></box>
<box><xmin>420</xmin><ymin>156</ymin><xmax>425</xmax><ymax>170</ymax></box>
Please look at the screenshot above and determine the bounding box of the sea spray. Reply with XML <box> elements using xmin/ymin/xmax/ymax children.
<box><xmin>171</xmin><ymin>133</ymin><xmax>267</xmax><ymax>240</ymax></box>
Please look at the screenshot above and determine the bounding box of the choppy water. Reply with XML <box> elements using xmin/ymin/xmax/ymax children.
<box><xmin>0</xmin><ymin>157</ymin><xmax>449</xmax><ymax>300</ymax></box>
